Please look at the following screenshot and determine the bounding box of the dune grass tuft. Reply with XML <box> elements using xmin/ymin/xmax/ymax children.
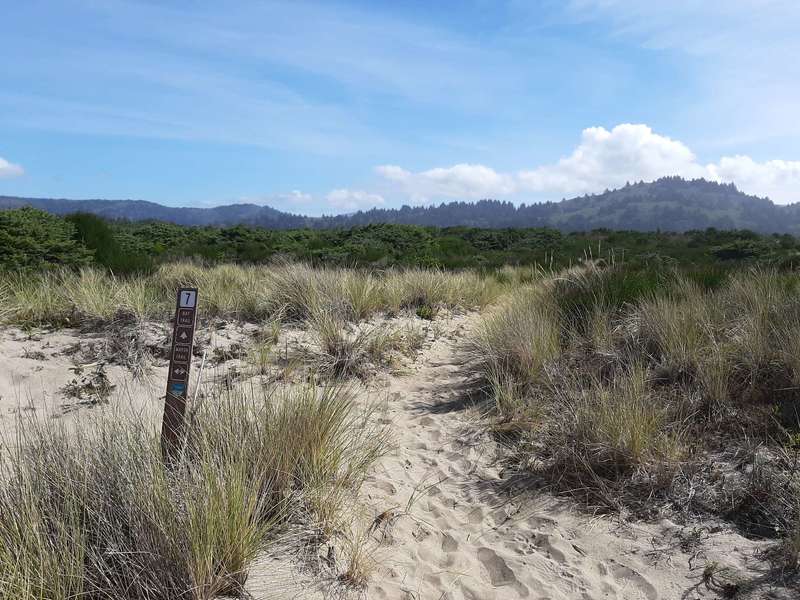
<box><xmin>0</xmin><ymin>261</ymin><xmax>502</xmax><ymax>329</ymax></box>
<box><xmin>471</xmin><ymin>263</ymin><xmax>800</xmax><ymax>554</ymax></box>
<box><xmin>0</xmin><ymin>380</ymin><xmax>386</xmax><ymax>599</ymax></box>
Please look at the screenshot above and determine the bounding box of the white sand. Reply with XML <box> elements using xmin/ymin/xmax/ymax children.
<box><xmin>338</xmin><ymin>314</ymin><xmax>775</xmax><ymax>600</ymax></box>
<box><xmin>0</xmin><ymin>315</ymin><xmax>791</xmax><ymax>599</ymax></box>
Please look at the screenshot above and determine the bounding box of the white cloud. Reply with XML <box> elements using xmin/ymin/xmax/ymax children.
<box><xmin>375</xmin><ymin>163</ymin><xmax>516</xmax><ymax>203</ymax></box>
<box><xmin>518</xmin><ymin>124</ymin><xmax>704</xmax><ymax>195</ymax></box>
<box><xmin>0</xmin><ymin>156</ymin><xmax>24</xmax><ymax>178</ymax></box>
<box><xmin>376</xmin><ymin>124</ymin><xmax>800</xmax><ymax>204</ymax></box>
<box><xmin>235</xmin><ymin>190</ymin><xmax>314</xmax><ymax>207</ymax></box>
<box><xmin>375</xmin><ymin>165</ymin><xmax>411</xmax><ymax>182</ymax></box>
<box><xmin>326</xmin><ymin>188</ymin><xmax>385</xmax><ymax>211</ymax></box>
<box><xmin>280</xmin><ymin>190</ymin><xmax>313</xmax><ymax>204</ymax></box>
<box><xmin>706</xmin><ymin>156</ymin><xmax>800</xmax><ymax>204</ymax></box>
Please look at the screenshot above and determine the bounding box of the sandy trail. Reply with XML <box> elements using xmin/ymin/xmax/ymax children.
<box><xmin>353</xmin><ymin>314</ymin><xmax>775</xmax><ymax>600</ymax></box>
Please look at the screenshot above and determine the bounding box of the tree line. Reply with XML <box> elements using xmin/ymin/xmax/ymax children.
<box><xmin>3</xmin><ymin>207</ymin><xmax>800</xmax><ymax>274</ymax></box>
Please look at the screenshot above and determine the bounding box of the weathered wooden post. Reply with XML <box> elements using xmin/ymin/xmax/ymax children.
<box><xmin>161</xmin><ymin>287</ymin><xmax>198</xmax><ymax>464</ymax></box>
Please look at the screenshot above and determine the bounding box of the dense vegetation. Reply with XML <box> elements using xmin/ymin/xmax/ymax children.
<box><xmin>3</xmin><ymin>206</ymin><xmax>800</xmax><ymax>274</ymax></box>
<box><xmin>470</xmin><ymin>263</ymin><xmax>800</xmax><ymax>573</ymax></box>
<box><xmin>3</xmin><ymin>177</ymin><xmax>799</xmax><ymax>233</ymax></box>
<box><xmin>0</xmin><ymin>207</ymin><xmax>92</xmax><ymax>271</ymax></box>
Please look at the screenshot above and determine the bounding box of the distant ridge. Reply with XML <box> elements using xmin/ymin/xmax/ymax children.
<box><xmin>2</xmin><ymin>177</ymin><xmax>799</xmax><ymax>233</ymax></box>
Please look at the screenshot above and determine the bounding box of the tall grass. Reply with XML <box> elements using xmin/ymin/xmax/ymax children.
<box><xmin>468</xmin><ymin>285</ymin><xmax>560</xmax><ymax>388</ymax></box>
<box><xmin>568</xmin><ymin>365</ymin><xmax>685</xmax><ymax>478</ymax></box>
<box><xmin>0</xmin><ymin>381</ymin><xmax>386</xmax><ymax>599</ymax></box>
<box><xmin>0</xmin><ymin>262</ymin><xmax>502</xmax><ymax>328</ymax></box>
<box><xmin>471</xmin><ymin>263</ymin><xmax>800</xmax><ymax>549</ymax></box>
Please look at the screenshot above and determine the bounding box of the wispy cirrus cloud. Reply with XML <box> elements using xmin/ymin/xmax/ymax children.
<box><xmin>0</xmin><ymin>0</ymin><xmax>525</xmax><ymax>158</ymax></box>
<box><xmin>560</xmin><ymin>1</ymin><xmax>800</xmax><ymax>146</ymax></box>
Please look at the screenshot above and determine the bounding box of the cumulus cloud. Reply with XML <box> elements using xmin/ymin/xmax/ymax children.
<box><xmin>376</xmin><ymin>163</ymin><xmax>515</xmax><ymax>203</ymax></box>
<box><xmin>518</xmin><ymin>124</ymin><xmax>704</xmax><ymax>194</ymax></box>
<box><xmin>375</xmin><ymin>124</ymin><xmax>800</xmax><ymax>204</ymax></box>
<box><xmin>326</xmin><ymin>188</ymin><xmax>385</xmax><ymax>211</ymax></box>
<box><xmin>0</xmin><ymin>156</ymin><xmax>24</xmax><ymax>178</ymax></box>
<box><xmin>706</xmin><ymin>156</ymin><xmax>800</xmax><ymax>205</ymax></box>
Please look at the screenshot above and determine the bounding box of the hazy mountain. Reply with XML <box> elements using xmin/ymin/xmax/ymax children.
<box><xmin>0</xmin><ymin>196</ymin><xmax>311</xmax><ymax>228</ymax></box>
<box><xmin>2</xmin><ymin>177</ymin><xmax>799</xmax><ymax>233</ymax></box>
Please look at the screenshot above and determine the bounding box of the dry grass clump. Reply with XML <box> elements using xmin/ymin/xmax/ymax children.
<box><xmin>0</xmin><ymin>270</ymin><xmax>76</xmax><ymax>325</ymax></box>
<box><xmin>308</xmin><ymin>310</ymin><xmax>425</xmax><ymax>379</ymax></box>
<box><xmin>0</xmin><ymin>261</ymin><xmax>501</xmax><ymax>329</ymax></box>
<box><xmin>339</xmin><ymin>270</ymin><xmax>385</xmax><ymax>321</ymax></box>
<box><xmin>384</xmin><ymin>268</ymin><xmax>500</xmax><ymax>316</ymax></box>
<box><xmin>492</xmin><ymin>264</ymin><xmax>549</xmax><ymax>286</ymax></box>
<box><xmin>246</xmin><ymin>320</ymin><xmax>282</xmax><ymax>375</ymax></box>
<box><xmin>155</xmin><ymin>262</ymin><xmax>274</xmax><ymax>320</ymax></box>
<box><xmin>0</xmin><ymin>381</ymin><xmax>386</xmax><ymax>599</ymax></box>
<box><xmin>572</xmin><ymin>366</ymin><xmax>678</xmax><ymax>474</ymax></box>
<box><xmin>544</xmin><ymin>366</ymin><xmax>688</xmax><ymax>509</ymax></box>
<box><xmin>468</xmin><ymin>284</ymin><xmax>560</xmax><ymax>391</ymax></box>
<box><xmin>632</xmin><ymin>270</ymin><xmax>800</xmax><ymax>425</ymax></box>
<box><xmin>472</xmin><ymin>264</ymin><xmax>800</xmax><ymax>557</ymax></box>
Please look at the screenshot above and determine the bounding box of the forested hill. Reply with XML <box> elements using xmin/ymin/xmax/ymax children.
<box><xmin>0</xmin><ymin>196</ymin><xmax>311</xmax><ymax>228</ymax></box>
<box><xmin>2</xmin><ymin>177</ymin><xmax>799</xmax><ymax>233</ymax></box>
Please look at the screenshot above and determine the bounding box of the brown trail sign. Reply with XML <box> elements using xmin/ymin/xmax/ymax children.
<box><xmin>161</xmin><ymin>287</ymin><xmax>198</xmax><ymax>464</ymax></box>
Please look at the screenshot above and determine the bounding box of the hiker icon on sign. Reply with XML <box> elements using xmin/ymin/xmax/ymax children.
<box><xmin>179</xmin><ymin>290</ymin><xmax>197</xmax><ymax>308</ymax></box>
<box><xmin>175</xmin><ymin>326</ymin><xmax>193</xmax><ymax>344</ymax></box>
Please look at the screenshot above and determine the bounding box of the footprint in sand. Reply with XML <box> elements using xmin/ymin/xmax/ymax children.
<box><xmin>458</xmin><ymin>581</ymin><xmax>494</xmax><ymax>600</ymax></box>
<box><xmin>532</xmin><ymin>534</ymin><xmax>568</xmax><ymax>563</ymax></box>
<box><xmin>441</xmin><ymin>532</ymin><xmax>459</xmax><ymax>552</ymax></box>
<box><xmin>369</xmin><ymin>480</ymin><xmax>397</xmax><ymax>495</ymax></box>
<box><xmin>476</xmin><ymin>548</ymin><xmax>530</xmax><ymax>598</ymax></box>
<box><xmin>610</xmin><ymin>563</ymin><xmax>658</xmax><ymax>600</ymax></box>
<box><xmin>467</xmin><ymin>506</ymin><xmax>484</xmax><ymax>525</ymax></box>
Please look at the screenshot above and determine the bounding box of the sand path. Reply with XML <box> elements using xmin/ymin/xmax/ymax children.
<box><xmin>356</xmin><ymin>313</ymin><xmax>771</xmax><ymax>600</ymax></box>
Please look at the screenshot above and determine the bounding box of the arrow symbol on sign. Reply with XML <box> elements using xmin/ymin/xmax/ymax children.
<box><xmin>174</xmin><ymin>367</ymin><xmax>186</xmax><ymax>376</ymax></box>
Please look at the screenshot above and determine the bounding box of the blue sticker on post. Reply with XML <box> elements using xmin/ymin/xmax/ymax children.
<box><xmin>170</xmin><ymin>382</ymin><xmax>186</xmax><ymax>394</ymax></box>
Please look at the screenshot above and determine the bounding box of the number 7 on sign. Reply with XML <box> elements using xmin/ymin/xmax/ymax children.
<box><xmin>179</xmin><ymin>290</ymin><xmax>197</xmax><ymax>308</ymax></box>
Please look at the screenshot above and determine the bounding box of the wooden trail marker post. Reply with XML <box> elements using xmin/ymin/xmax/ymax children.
<box><xmin>161</xmin><ymin>287</ymin><xmax>198</xmax><ymax>464</ymax></box>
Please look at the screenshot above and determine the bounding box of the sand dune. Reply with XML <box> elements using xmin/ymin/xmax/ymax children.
<box><xmin>0</xmin><ymin>314</ymin><xmax>788</xmax><ymax>599</ymax></box>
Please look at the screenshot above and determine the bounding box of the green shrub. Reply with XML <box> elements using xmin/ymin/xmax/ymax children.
<box><xmin>0</xmin><ymin>207</ymin><xmax>92</xmax><ymax>271</ymax></box>
<box><xmin>66</xmin><ymin>212</ymin><xmax>153</xmax><ymax>274</ymax></box>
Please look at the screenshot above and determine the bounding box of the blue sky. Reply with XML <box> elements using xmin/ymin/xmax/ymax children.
<box><xmin>1</xmin><ymin>0</ymin><xmax>799</xmax><ymax>214</ymax></box>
